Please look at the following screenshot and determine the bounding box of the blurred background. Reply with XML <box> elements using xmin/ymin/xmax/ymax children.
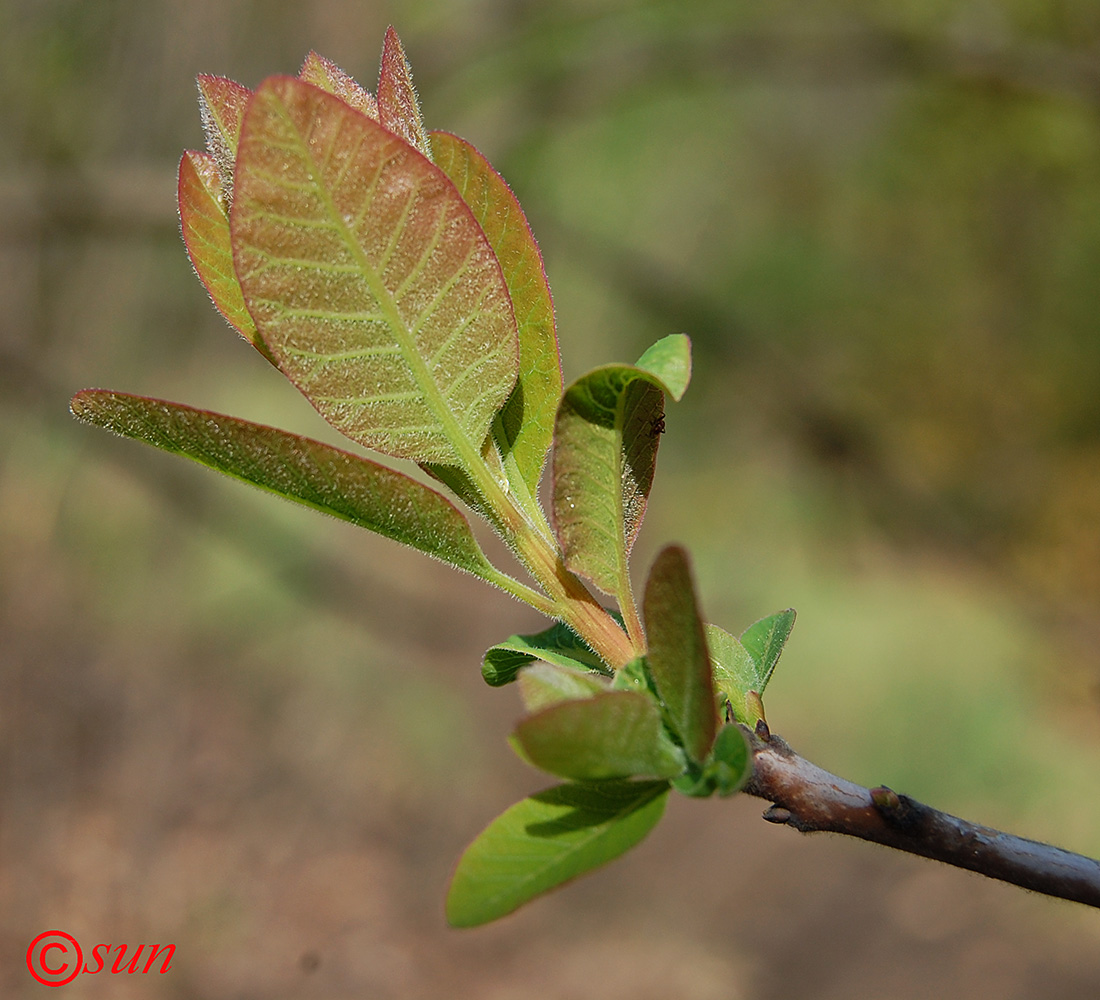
<box><xmin>3</xmin><ymin>0</ymin><xmax>1100</xmax><ymax>996</ymax></box>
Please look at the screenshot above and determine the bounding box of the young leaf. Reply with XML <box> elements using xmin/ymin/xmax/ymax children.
<box><xmin>482</xmin><ymin>619</ymin><xmax>609</xmax><ymax>687</ymax></box>
<box><xmin>231</xmin><ymin>76</ymin><xmax>519</xmax><ymax>466</ymax></box>
<box><xmin>705</xmin><ymin>609</ymin><xmax>795</xmax><ymax>727</ymax></box>
<box><xmin>178</xmin><ymin>150</ymin><xmax>265</xmax><ymax>353</ymax></box>
<box><xmin>513</xmin><ymin>691</ymin><xmax>685</xmax><ymax>781</ymax></box>
<box><xmin>707</xmin><ymin>724</ymin><xmax>752</xmax><ymax>797</ymax></box>
<box><xmin>635</xmin><ymin>332</ymin><xmax>692</xmax><ymax>401</ymax></box>
<box><xmin>69</xmin><ymin>390</ymin><xmax>524</xmax><ymax>592</ymax></box>
<box><xmin>430</xmin><ymin>131</ymin><xmax>562</xmax><ymax>497</ymax></box>
<box><xmin>643</xmin><ymin>545</ymin><xmax>717</xmax><ymax>762</ymax></box>
<box><xmin>517</xmin><ymin>662</ymin><xmax>610</xmax><ymax>712</ymax></box>
<box><xmin>299</xmin><ymin>51</ymin><xmax>379</xmax><ymax>119</ymax></box>
<box><xmin>195</xmin><ymin>74</ymin><xmax>252</xmax><ymax>204</ymax></box>
<box><xmin>377</xmin><ymin>26</ymin><xmax>432</xmax><ymax>160</ymax></box>
<box><xmin>704</xmin><ymin>624</ymin><xmax>760</xmax><ymax>727</ymax></box>
<box><xmin>551</xmin><ymin>335</ymin><xmax>692</xmax><ymax>602</ymax></box>
<box><xmin>446</xmin><ymin>780</ymin><xmax>669</xmax><ymax>927</ymax></box>
<box><xmin>740</xmin><ymin>608</ymin><xmax>796</xmax><ymax>691</ymax></box>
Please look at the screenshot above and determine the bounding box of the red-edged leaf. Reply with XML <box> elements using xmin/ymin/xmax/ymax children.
<box><xmin>299</xmin><ymin>51</ymin><xmax>378</xmax><ymax>120</ymax></box>
<box><xmin>430</xmin><ymin>131</ymin><xmax>561</xmax><ymax>496</ymax></box>
<box><xmin>377</xmin><ymin>26</ymin><xmax>431</xmax><ymax>159</ymax></box>
<box><xmin>178</xmin><ymin>150</ymin><xmax>265</xmax><ymax>353</ymax></box>
<box><xmin>643</xmin><ymin>545</ymin><xmax>717</xmax><ymax>762</ymax></box>
<box><xmin>196</xmin><ymin>74</ymin><xmax>252</xmax><ymax>204</ymax></box>
<box><xmin>230</xmin><ymin>76</ymin><xmax>519</xmax><ymax>465</ymax></box>
<box><xmin>69</xmin><ymin>389</ymin><xmax>509</xmax><ymax>584</ymax></box>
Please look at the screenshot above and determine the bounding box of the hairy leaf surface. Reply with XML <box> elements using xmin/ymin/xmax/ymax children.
<box><xmin>69</xmin><ymin>390</ymin><xmax>509</xmax><ymax>584</ymax></box>
<box><xmin>551</xmin><ymin>336</ymin><xmax>691</xmax><ymax>598</ymax></box>
<box><xmin>178</xmin><ymin>150</ymin><xmax>265</xmax><ymax>351</ymax></box>
<box><xmin>431</xmin><ymin>131</ymin><xmax>561</xmax><ymax>496</ymax></box>
<box><xmin>514</xmin><ymin>692</ymin><xmax>684</xmax><ymax>781</ymax></box>
<box><xmin>299</xmin><ymin>51</ymin><xmax>378</xmax><ymax>119</ymax></box>
<box><xmin>377</xmin><ymin>26</ymin><xmax>431</xmax><ymax>160</ymax></box>
<box><xmin>231</xmin><ymin>76</ymin><xmax>519</xmax><ymax>465</ymax></box>
<box><xmin>643</xmin><ymin>545</ymin><xmax>717</xmax><ymax>762</ymax></box>
<box><xmin>196</xmin><ymin>74</ymin><xmax>251</xmax><ymax>204</ymax></box>
<box><xmin>446</xmin><ymin>780</ymin><xmax>669</xmax><ymax>927</ymax></box>
<box><xmin>482</xmin><ymin>619</ymin><xmax>609</xmax><ymax>686</ymax></box>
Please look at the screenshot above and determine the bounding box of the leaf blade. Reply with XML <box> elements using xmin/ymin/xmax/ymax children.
<box><xmin>377</xmin><ymin>26</ymin><xmax>431</xmax><ymax>159</ymax></box>
<box><xmin>740</xmin><ymin>608</ymin><xmax>796</xmax><ymax>691</ymax></box>
<box><xmin>552</xmin><ymin>367</ymin><xmax>663</xmax><ymax>595</ymax></box>
<box><xmin>446</xmin><ymin>780</ymin><xmax>669</xmax><ymax>927</ymax></box>
<box><xmin>514</xmin><ymin>692</ymin><xmax>685</xmax><ymax>781</ymax></box>
<box><xmin>230</xmin><ymin>75</ymin><xmax>519</xmax><ymax>465</ymax></box>
<box><xmin>69</xmin><ymin>389</ymin><xmax>505</xmax><ymax>584</ymax></box>
<box><xmin>643</xmin><ymin>545</ymin><xmax>717</xmax><ymax>762</ymax></box>
<box><xmin>482</xmin><ymin>619</ymin><xmax>609</xmax><ymax>687</ymax></box>
<box><xmin>704</xmin><ymin>623</ymin><xmax>761</xmax><ymax>727</ymax></box>
<box><xmin>430</xmin><ymin>130</ymin><xmax>561</xmax><ymax>496</ymax></box>
<box><xmin>299</xmin><ymin>51</ymin><xmax>378</xmax><ymax>119</ymax></box>
<box><xmin>178</xmin><ymin>150</ymin><xmax>265</xmax><ymax>352</ymax></box>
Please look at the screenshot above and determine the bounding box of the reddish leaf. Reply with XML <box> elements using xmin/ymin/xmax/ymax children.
<box><xmin>299</xmin><ymin>51</ymin><xmax>378</xmax><ymax>120</ymax></box>
<box><xmin>377</xmin><ymin>26</ymin><xmax>431</xmax><ymax>159</ymax></box>
<box><xmin>230</xmin><ymin>76</ymin><xmax>519</xmax><ymax>465</ymax></box>
<box><xmin>177</xmin><ymin>150</ymin><xmax>265</xmax><ymax>353</ymax></box>
<box><xmin>196</xmin><ymin>74</ymin><xmax>252</xmax><ymax>203</ymax></box>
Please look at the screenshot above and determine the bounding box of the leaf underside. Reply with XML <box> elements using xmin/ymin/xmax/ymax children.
<box><xmin>482</xmin><ymin>619</ymin><xmax>608</xmax><ymax>687</ymax></box>
<box><xmin>446</xmin><ymin>780</ymin><xmax>669</xmax><ymax>927</ymax></box>
<box><xmin>552</xmin><ymin>367</ymin><xmax>663</xmax><ymax>596</ymax></box>
<box><xmin>69</xmin><ymin>390</ymin><xmax>506</xmax><ymax>584</ymax></box>
<box><xmin>231</xmin><ymin>76</ymin><xmax>519</xmax><ymax>465</ymax></box>
<box><xmin>643</xmin><ymin>545</ymin><xmax>717</xmax><ymax>763</ymax></box>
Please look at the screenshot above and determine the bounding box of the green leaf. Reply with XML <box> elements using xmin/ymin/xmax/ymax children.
<box><xmin>704</xmin><ymin>624</ymin><xmax>760</xmax><ymax>727</ymax></box>
<box><xmin>643</xmin><ymin>545</ymin><xmax>717</xmax><ymax>762</ymax></box>
<box><xmin>231</xmin><ymin>75</ymin><xmax>519</xmax><ymax>466</ymax></box>
<box><xmin>635</xmin><ymin>333</ymin><xmax>692</xmax><ymax>401</ymax></box>
<box><xmin>69</xmin><ymin>390</ymin><xmax>517</xmax><ymax>589</ymax></box>
<box><xmin>705</xmin><ymin>609</ymin><xmax>795</xmax><ymax>727</ymax></box>
<box><xmin>551</xmin><ymin>356</ymin><xmax>680</xmax><ymax>597</ymax></box>
<box><xmin>482</xmin><ymin>620</ymin><xmax>609</xmax><ymax>687</ymax></box>
<box><xmin>707</xmin><ymin>724</ymin><xmax>752</xmax><ymax>797</ymax></box>
<box><xmin>740</xmin><ymin>608</ymin><xmax>796</xmax><ymax>691</ymax></box>
<box><xmin>377</xmin><ymin>26</ymin><xmax>432</xmax><ymax>160</ymax></box>
<box><xmin>178</xmin><ymin>150</ymin><xmax>266</xmax><ymax>353</ymax></box>
<box><xmin>516</xmin><ymin>662</ymin><xmax>609</xmax><ymax>713</ymax></box>
<box><xmin>430</xmin><ymin>131</ymin><xmax>562</xmax><ymax>499</ymax></box>
<box><xmin>514</xmin><ymin>692</ymin><xmax>685</xmax><ymax>781</ymax></box>
<box><xmin>446</xmin><ymin>780</ymin><xmax>669</xmax><ymax>927</ymax></box>
<box><xmin>298</xmin><ymin>51</ymin><xmax>379</xmax><ymax>119</ymax></box>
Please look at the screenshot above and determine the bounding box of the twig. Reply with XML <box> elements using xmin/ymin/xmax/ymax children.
<box><xmin>742</xmin><ymin>727</ymin><xmax>1100</xmax><ymax>908</ymax></box>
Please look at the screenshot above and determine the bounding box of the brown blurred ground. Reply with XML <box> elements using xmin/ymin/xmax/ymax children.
<box><xmin>2</xmin><ymin>2</ymin><xmax>1100</xmax><ymax>997</ymax></box>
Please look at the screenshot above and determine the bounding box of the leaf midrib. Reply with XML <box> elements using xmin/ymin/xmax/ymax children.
<box><xmin>275</xmin><ymin>87</ymin><xmax>489</xmax><ymax>475</ymax></box>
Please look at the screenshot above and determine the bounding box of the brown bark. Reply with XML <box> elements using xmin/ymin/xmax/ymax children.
<box><xmin>743</xmin><ymin>727</ymin><xmax>1100</xmax><ymax>908</ymax></box>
